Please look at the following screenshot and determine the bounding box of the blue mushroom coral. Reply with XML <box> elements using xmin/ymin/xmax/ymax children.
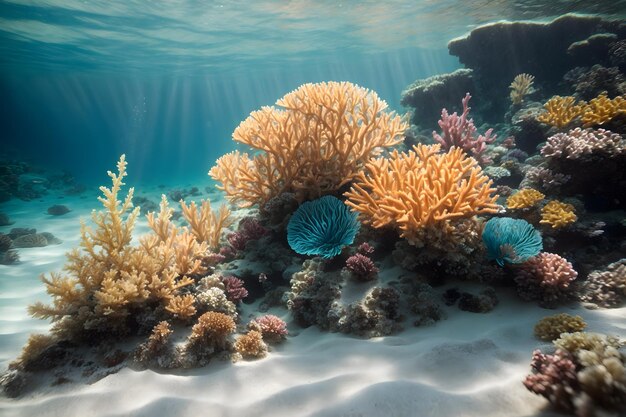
<box><xmin>287</xmin><ymin>195</ymin><xmax>360</xmax><ymax>259</ymax></box>
<box><xmin>482</xmin><ymin>217</ymin><xmax>542</xmax><ymax>266</ymax></box>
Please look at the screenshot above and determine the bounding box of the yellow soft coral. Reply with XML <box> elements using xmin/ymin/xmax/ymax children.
<box><xmin>540</xmin><ymin>200</ymin><xmax>577</xmax><ymax>228</ymax></box>
<box><xmin>581</xmin><ymin>93</ymin><xmax>626</xmax><ymax>127</ymax></box>
<box><xmin>538</xmin><ymin>96</ymin><xmax>584</xmax><ymax>128</ymax></box>
<box><xmin>506</xmin><ymin>188</ymin><xmax>545</xmax><ymax>209</ymax></box>
<box><xmin>344</xmin><ymin>144</ymin><xmax>499</xmax><ymax>246</ymax></box>
<box><xmin>28</xmin><ymin>156</ymin><xmax>203</xmax><ymax>340</ymax></box>
<box><xmin>534</xmin><ymin>313</ymin><xmax>587</xmax><ymax>341</ymax></box>
<box><xmin>209</xmin><ymin>81</ymin><xmax>407</xmax><ymax>208</ymax></box>
<box><xmin>180</xmin><ymin>200</ymin><xmax>232</xmax><ymax>250</ymax></box>
<box><xmin>509</xmin><ymin>73</ymin><xmax>534</xmax><ymax>105</ymax></box>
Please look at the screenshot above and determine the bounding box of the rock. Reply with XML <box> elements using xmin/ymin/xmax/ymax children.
<box><xmin>0</xmin><ymin>213</ymin><xmax>13</xmax><ymax>226</ymax></box>
<box><xmin>47</xmin><ymin>204</ymin><xmax>70</xmax><ymax>216</ymax></box>
<box><xmin>12</xmin><ymin>233</ymin><xmax>48</xmax><ymax>248</ymax></box>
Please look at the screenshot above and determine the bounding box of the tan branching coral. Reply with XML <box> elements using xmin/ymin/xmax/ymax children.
<box><xmin>210</xmin><ymin>81</ymin><xmax>408</xmax><ymax>208</ymax></box>
<box><xmin>581</xmin><ymin>93</ymin><xmax>626</xmax><ymax>127</ymax></box>
<box><xmin>134</xmin><ymin>321</ymin><xmax>173</xmax><ymax>364</ymax></box>
<box><xmin>187</xmin><ymin>311</ymin><xmax>236</xmax><ymax>352</ymax></box>
<box><xmin>180</xmin><ymin>200</ymin><xmax>232</xmax><ymax>250</ymax></box>
<box><xmin>27</xmin><ymin>156</ymin><xmax>200</xmax><ymax>341</ymax></box>
<box><xmin>234</xmin><ymin>330</ymin><xmax>267</xmax><ymax>359</ymax></box>
<box><xmin>165</xmin><ymin>294</ymin><xmax>197</xmax><ymax>320</ymax></box>
<box><xmin>344</xmin><ymin>144</ymin><xmax>498</xmax><ymax>246</ymax></box>
<box><xmin>13</xmin><ymin>334</ymin><xmax>57</xmax><ymax>369</ymax></box>
<box><xmin>534</xmin><ymin>313</ymin><xmax>587</xmax><ymax>341</ymax></box>
<box><xmin>506</xmin><ymin>188</ymin><xmax>545</xmax><ymax>209</ymax></box>
<box><xmin>509</xmin><ymin>73</ymin><xmax>534</xmax><ymax>105</ymax></box>
<box><xmin>537</xmin><ymin>96</ymin><xmax>584</xmax><ymax>128</ymax></box>
<box><xmin>540</xmin><ymin>200</ymin><xmax>577</xmax><ymax>228</ymax></box>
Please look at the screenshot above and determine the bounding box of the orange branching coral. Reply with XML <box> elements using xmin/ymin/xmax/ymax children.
<box><xmin>234</xmin><ymin>330</ymin><xmax>267</xmax><ymax>359</ymax></box>
<box><xmin>344</xmin><ymin>144</ymin><xmax>499</xmax><ymax>246</ymax></box>
<box><xmin>510</xmin><ymin>73</ymin><xmax>534</xmax><ymax>105</ymax></box>
<box><xmin>540</xmin><ymin>200</ymin><xmax>577</xmax><ymax>228</ymax></box>
<box><xmin>179</xmin><ymin>200</ymin><xmax>233</xmax><ymax>250</ymax></box>
<box><xmin>506</xmin><ymin>188</ymin><xmax>545</xmax><ymax>209</ymax></box>
<box><xmin>209</xmin><ymin>81</ymin><xmax>408</xmax><ymax>208</ymax></box>
<box><xmin>28</xmin><ymin>156</ymin><xmax>197</xmax><ymax>341</ymax></box>
<box><xmin>165</xmin><ymin>294</ymin><xmax>197</xmax><ymax>319</ymax></box>
<box><xmin>537</xmin><ymin>96</ymin><xmax>584</xmax><ymax>128</ymax></box>
<box><xmin>581</xmin><ymin>93</ymin><xmax>626</xmax><ymax>127</ymax></box>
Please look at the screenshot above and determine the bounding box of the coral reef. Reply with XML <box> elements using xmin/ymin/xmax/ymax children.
<box><xmin>565</xmin><ymin>65</ymin><xmax>626</xmax><ymax>100</ymax></box>
<box><xmin>287</xmin><ymin>195</ymin><xmax>359</xmax><ymax>259</ymax></box>
<box><xmin>514</xmin><ymin>253</ymin><xmax>578</xmax><ymax>308</ymax></box>
<box><xmin>210</xmin><ymin>81</ymin><xmax>407</xmax><ymax>209</ymax></box>
<box><xmin>482</xmin><ymin>217</ymin><xmax>543</xmax><ymax>266</ymax></box>
<box><xmin>534</xmin><ymin>313</ymin><xmax>587</xmax><ymax>341</ymax></box>
<box><xmin>133</xmin><ymin>321</ymin><xmax>173</xmax><ymax>367</ymax></box>
<box><xmin>336</xmin><ymin>287</ymin><xmax>402</xmax><ymax>338</ymax></box>
<box><xmin>345</xmin><ymin>144</ymin><xmax>498</xmax><ymax>247</ymax></box>
<box><xmin>456</xmin><ymin>288</ymin><xmax>499</xmax><ymax>313</ymax></box>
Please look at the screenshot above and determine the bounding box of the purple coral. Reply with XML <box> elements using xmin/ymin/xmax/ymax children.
<box><xmin>514</xmin><ymin>253</ymin><xmax>578</xmax><ymax>308</ymax></box>
<box><xmin>432</xmin><ymin>93</ymin><xmax>496</xmax><ymax>161</ymax></box>
<box><xmin>227</xmin><ymin>218</ymin><xmax>269</xmax><ymax>251</ymax></box>
<box><xmin>221</xmin><ymin>276</ymin><xmax>248</xmax><ymax>303</ymax></box>
<box><xmin>523</xmin><ymin>349</ymin><xmax>579</xmax><ymax>411</ymax></box>
<box><xmin>345</xmin><ymin>253</ymin><xmax>379</xmax><ymax>281</ymax></box>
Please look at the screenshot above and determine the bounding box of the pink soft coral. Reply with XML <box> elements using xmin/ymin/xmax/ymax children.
<box><xmin>249</xmin><ymin>314</ymin><xmax>288</xmax><ymax>343</ymax></box>
<box><xmin>345</xmin><ymin>253</ymin><xmax>379</xmax><ymax>281</ymax></box>
<box><xmin>523</xmin><ymin>349</ymin><xmax>579</xmax><ymax>411</ymax></box>
<box><xmin>514</xmin><ymin>253</ymin><xmax>578</xmax><ymax>308</ymax></box>
<box><xmin>432</xmin><ymin>93</ymin><xmax>496</xmax><ymax>162</ymax></box>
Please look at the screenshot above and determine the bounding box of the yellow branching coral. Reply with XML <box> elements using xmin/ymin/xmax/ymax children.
<box><xmin>581</xmin><ymin>93</ymin><xmax>626</xmax><ymax>127</ymax></box>
<box><xmin>234</xmin><ymin>330</ymin><xmax>267</xmax><ymax>359</ymax></box>
<box><xmin>28</xmin><ymin>156</ymin><xmax>199</xmax><ymax>341</ymax></box>
<box><xmin>210</xmin><ymin>81</ymin><xmax>408</xmax><ymax>208</ymax></box>
<box><xmin>344</xmin><ymin>144</ymin><xmax>499</xmax><ymax>246</ymax></box>
<box><xmin>510</xmin><ymin>73</ymin><xmax>534</xmax><ymax>105</ymax></box>
<box><xmin>180</xmin><ymin>200</ymin><xmax>233</xmax><ymax>250</ymax></box>
<box><xmin>540</xmin><ymin>200</ymin><xmax>577</xmax><ymax>228</ymax></box>
<box><xmin>538</xmin><ymin>96</ymin><xmax>584</xmax><ymax>128</ymax></box>
<box><xmin>534</xmin><ymin>313</ymin><xmax>587</xmax><ymax>341</ymax></box>
<box><xmin>506</xmin><ymin>188</ymin><xmax>545</xmax><ymax>209</ymax></box>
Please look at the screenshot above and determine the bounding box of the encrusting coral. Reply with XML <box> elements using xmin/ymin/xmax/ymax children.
<box><xmin>209</xmin><ymin>81</ymin><xmax>407</xmax><ymax>209</ymax></box>
<box><xmin>540</xmin><ymin>200</ymin><xmax>577</xmax><ymax>228</ymax></box>
<box><xmin>509</xmin><ymin>73</ymin><xmax>535</xmax><ymax>105</ymax></box>
<box><xmin>344</xmin><ymin>143</ymin><xmax>499</xmax><ymax>247</ymax></box>
<box><xmin>534</xmin><ymin>313</ymin><xmax>587</xmax><ymax>341</ymax></box>
<box><xmin>506</xmin><ymin>188</ymin><xmax>545</xmax><ymax>209</ymax></box>
<box><xmin>579</xmin><ymin>259</ymin><xmax>626</xmax><ymax>309</ymax></box>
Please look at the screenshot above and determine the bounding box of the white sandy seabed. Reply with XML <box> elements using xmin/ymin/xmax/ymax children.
<box><xmin>0</xmin><ymin>191</ymin><xmax>624</xmax><ymax>417</ymax></box>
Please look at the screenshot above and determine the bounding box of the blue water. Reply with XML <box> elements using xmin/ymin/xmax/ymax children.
<box><xmin>1</xmin><ymin>0</ymin><xmax>624</xmax><ymax>186</ymax></box>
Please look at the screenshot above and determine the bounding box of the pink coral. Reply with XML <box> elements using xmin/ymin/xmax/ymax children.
<box><xmin>432</xmin><ymin>93</ymin><xmax>496</xmax><ymax>161</ymax></box>
<box><xmin>357</xmin><ymin>242</ymin><xmax>375</xmax><ymax>255</ymax></box>
<box><xmin>249</xmin><ymin>314</ymin><xmax>288</xmax><ymax>342</ymax></box>
<box><xmin>345</xmin><ymin>253</ymin><xmax>379</xmax><ymax>281</ymax></box>
<box><xmin>523</xmin><ymin>349</ymin><xmax>579</xmax><ymax>411</ymax></box>
<box><xmin>221</xmin><ymin>276</ymin><xmax>248</xmax><ymax>303</ymax></box>
<box><xmin>514</xmin><ymin>253</ymin><xmax>578</xmax><ymax>308</ymax></box>
<box><xmin>227</xmin><ymin>218</ymin><xmax>269</xmax><ymax>251</ymax></box>
<box><xmin>540</xmin><ymin>128</ymin><xmax>625</xmax><ymax>160</ymax></box>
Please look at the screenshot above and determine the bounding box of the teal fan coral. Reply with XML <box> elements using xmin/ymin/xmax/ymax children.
<box><xmin>482</xmin><ymin>217</ymin><xmax>543</xmax><ymax>266</ymax></box>
<box><xmin>287</xmin><ymin>196</ymin><xmax>360</xmax><ymax>259</ymax></box>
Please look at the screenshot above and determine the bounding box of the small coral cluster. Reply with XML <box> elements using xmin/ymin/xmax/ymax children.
<box><xmin>524</xmin><ymin>332</ymin><xmax>626</xmax><ymax>416</ymax></box>
<box><xmin>534</xmin><ymin>313</ymin><xmax>587</xmax><ymax>341</ymax></box>
<box><xmin>538</xmin><ymin>93</ymin><xmax>626</xmax><ymax>129</ymax></box>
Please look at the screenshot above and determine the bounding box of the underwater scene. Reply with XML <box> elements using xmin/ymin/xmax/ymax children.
<box><xmin>1</xmin><ymin>1</ymin><xmax>626</xmax><ymax>416</ymax></box>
